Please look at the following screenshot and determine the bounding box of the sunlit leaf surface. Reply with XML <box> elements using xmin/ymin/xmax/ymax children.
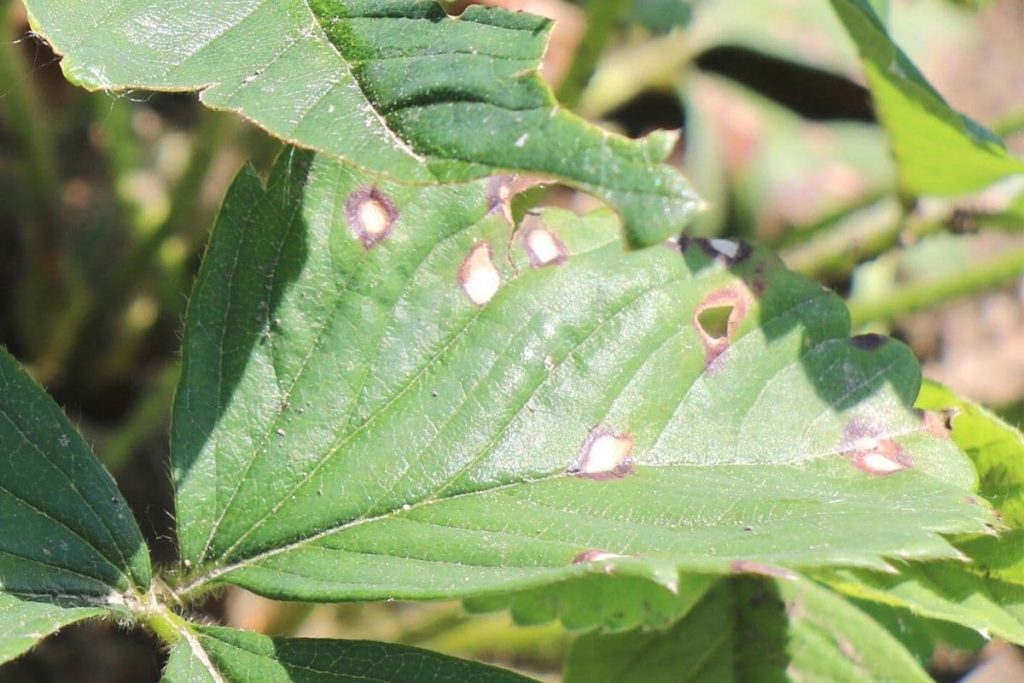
<box><xmin>169</xmin><ymin>148</ymin><xmax>990</xmax><ymax>603</ymax></box>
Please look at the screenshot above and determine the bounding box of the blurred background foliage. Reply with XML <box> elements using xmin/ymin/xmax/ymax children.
<box><xmin>1</xmin><ymin>0</ymin><xmax>1023</xmax><ymax>680</ymax></box>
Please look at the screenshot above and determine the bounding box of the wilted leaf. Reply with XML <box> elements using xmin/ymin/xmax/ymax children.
<box><xmin>0</xmin><ymin>350</ymin><xmax>150</xmax><ymax>663</ymax></box>
<box><xmin>162</xmin><ymin>624</ymin><xmax>533</xmax><ymax>682</ymax></box>
<box><xmin>170</xmin><ymin>148</ymin><xmax>990</xmax><ymax>604</ymax></box>
<box><xmin>22</xmin><ymin>0</ymin><xmax>699</xmax><ymax>248</ymax></box>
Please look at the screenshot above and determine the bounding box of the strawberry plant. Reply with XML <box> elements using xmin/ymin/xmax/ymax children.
<box><xmin>2</xmin><ymin>0</ymin><xmax>1024</xmax><ymax>680</ymax></box>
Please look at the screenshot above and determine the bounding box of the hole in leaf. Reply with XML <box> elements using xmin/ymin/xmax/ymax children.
<box><xmin>850</xmin><ymin>333</ymin><xmax>887</xmax><ymax>351</ymax></box>
<box><xmin>693</xmin><ymin>286</ymin><xmax>751</xmax><ymax>368</ymax></box>
<box><xmin>696</xmin><ymin>304</ymin><xmax>733</xmax><ymax>340</ymax></box>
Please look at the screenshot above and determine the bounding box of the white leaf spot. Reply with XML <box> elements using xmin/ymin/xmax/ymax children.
<box><xmin>346</xmin><ymin>187</ymin><xmax>398</xmax><ymax>248</ymax></box>
<box><xmin>860</xmin><ymin>451</ymin><xmax>906</xmax><ymax>474</ymax></box>
<box><xmin>845</xmin><ymin>432</ymin><xmax>911</xmax><ymax>475</ymax></box>
<box><xmin>525</xmin><ymin>227</ymin><xmax>567</xmax><ymax>267</ymax></box>
<box><xmin>572</xmin><ymin>549</ymin><xmax>626</xmax><ymax>564</ymax></box>
<box><xmin>459</xmin><ymin>243</ymin><xmax>501</xmax><ymax>305</ymax></box>
<box><xmin>709</xmin><ymin>238</ymin><xmax>740</xmax><ymax>259</ymax></box>
<box><xmin>569</xmin><ymin>426</ymin><xmax>635</xmax><ymax>479</ymax></box>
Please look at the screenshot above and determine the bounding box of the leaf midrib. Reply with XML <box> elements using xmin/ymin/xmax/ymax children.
<box><xmin>178</xmin><ymin>420</ymin><xmax>945</xmax><ymax>599</ymax></box>
<box><xmin>198</xmin><ymin>165</ymin><xmax>327</xmax><ymax>562</ymax></box>
<box><xmin>188</xmin><ymin>238</ymin><xmax>942</xmax><ymax>589</ymax></box>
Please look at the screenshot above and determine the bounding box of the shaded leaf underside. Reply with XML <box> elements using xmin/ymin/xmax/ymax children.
<box><xmin>23</xmin><ymin>0</ymin><xmax>699</xmax><ymax>247</ymax></box>
<box><xmin>163</xmin><ymin>624</ymin><xmax>533</xmax><ymax>683</ymax></box>
<box><xmin>0</xmin><ymin>593</ymin><xmax>107</xmax><ymax>666</ymax></box>
<box><xmin>821</xmin><ymin>563</ymin><xmax>1024</xmax><ymax>645</ymax></box>
<box><xmin>171</xmin><ymin>148</ymin><xmax>991</xmax><ymax>603</ymax></box>
<box><xmin>564</xmin><ymin>577</ymin><xmax>932</xmax><ymax>683</ymax></box>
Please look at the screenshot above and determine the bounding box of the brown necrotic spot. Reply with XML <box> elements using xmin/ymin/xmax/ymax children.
<box><xmin>524</xmin><ymin>226</ymin><xmax>568</xmax><ymax>267</ymax></box>
<box><xmin>568</xmin><ymin>426</ymin><xmax>635</xmax><ymax>480</ymax></box>
<box><xmin>346</xmin><ymin>186</ymin><xmax>398</xmax><ymax>249</ymax></box>
<box><xmin>694</xmin><ymin>286</ymin><xmax>751</xmax><ymax>368</ymax></box>
<box><xmin>850</xmin><ymin>333</ymin><xmax>888</xmax><ymax>350</ymax></box>
<box><xmin>841</xmin><ymin>422</ymin><xmax>912</xmax><ymax>475</ymax></box>
<box><xmin>459</xmin><ymin>242</ymin><xmax>501</xmax><ymax>305</ymax></box>
<box><xmin>921</xmin><ymin>408</ymin><xmax>957</xmax><ymax>439</ymax></box>
<box><xmin>487</xmin><ymin>176</ymin><xmax>515</xmax><ymax>221</ymax></box>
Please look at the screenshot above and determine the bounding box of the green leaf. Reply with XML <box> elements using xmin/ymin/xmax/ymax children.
<box><xmin>819</xmin><ymin>563</ymin><xmax>1024</xmax><ymax>644</ymax></box>
<box><xmin>813</xmin><ymin>383</ymin><xmax>1024</xmax><ymax>645</ymax></box>
<box><xmin>22</xmin><ymin>0</ymin><xmax>699</xmax><ymax>248</ymax></box>
<box><xmin>463</xmin><ymin>572</ymin><xmax>717</xmax><ymax>633</ymax></box>
<box><xmin>171</xmin><ymin>148</ymin><xmax>990</xmax><ymax>604</ymax></box>
<box><xmin>918</xmin><ymin>380</ymin><xmax>1024</xmax><ymax>527</ymax></box>
<box><xmin>830</xmin><ymin>0</ymin><xmax>1024</xmax><ymax>197</ymax></box>
<box><xmin>0</xmin><ymin>349</ymin><xmax>150</xmax><ymax>661</ymax></box>
<box><xmin>0</xmin><ymin>593</ymin><xmax>107</xmax><ymax>666</ymax></box>
<box><xmin>918</xmin><ymin>381</ymin><xmax>1024</xmax><ymax>586</ymax></box>
<box><xmin>918</xmin><ymin>381</ymin><xmax>1024</xmax><ymax>601</ymax></box>
<box><xmin>162</xmin><ymin>624</ymin><xmax>535</xmax><ymax>682</ymax></box>
<box><xmin>629</xmin><ymin>0</ymin><xmax>693</xmax><ymax>34</ymax></box>
<box><xmin>564</xmin><ymin>577</ymin><xmax>931</xmax><ymax>683</ymax></box>
<box><xmin>853</xmin><ymin>598</ymin><xmax>986</xmax><ymax>666</ymax></box>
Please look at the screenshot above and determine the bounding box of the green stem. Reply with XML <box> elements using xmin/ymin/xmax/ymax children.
<box><xmin>577</xmin><ymin>30</ymin><xmax>692</xmax><ymax>120</ymax></box>
<box><xmin>0</xmin><ymin>1</ymin><xmax>67</xmax><ymax>355</ymax></box>
<box><xmin>847</xmin><ymin>244</ymin><xmax>1024</xmax><ymax>326</ymax></box>
<box><xmin>556</xmin><ymin>0</ymin><xmax>632</xmax><ymax>109</ymax></box>
<box><xmin>62</xmin><ymin>110</ymin><xmax>230</xmax><ymax>386</ymax></box>
<box><xmin>0</xmin><ymin>3</ymin><xmax>60</xmax><ymax>236</ymax></box>
<box><xmin>781</xmin><ymin>198</ymin><xmax>905</xmax><ymax>279</ymax></box>
<box><xmin>138</xmin><ymin>589</ymin><xmax>188</xmax><ymax>647</ymax></box>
